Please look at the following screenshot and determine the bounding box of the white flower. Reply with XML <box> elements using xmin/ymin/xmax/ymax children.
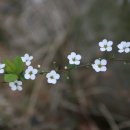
<box><xmin>46</xmin><ymin>70</ymin><xmax>60</xmax><ymax>84</ymax></box>
<box><xmin>9</xmin><ymin>80</ymin><xmax>23</xmax><ymax>91</ymax></box>
<box><xmin>21</xmin><ymin>54</ymin><xmax>33</xmax><ymax>66</ymax></box>
<box><xmin>0</xmin><ymin>64</ymin><xmax>5</xmax><ymax>74</ymax></box>
<box><xmin>67</xmin><ymin>52</ymin><xmax>82</xmax><ymax>65</ymax></box>
<box><xmin>24</xmin><ymin>66</ymin><xmax>38</xmax><ymax>80</ymax></box>
<box><xmin>92</xmin><ymin>59</ymin><xmax>107</xmax><ymax>72</ymax></box>
<box><xmin>99</xmin><ymin>39</ymin><xmax>113</xmax><ymax>52</ymax></box>
<box><xmin>117</xmin><ymin>41</ymin><xmax>130</xmax><ymax>53</ymax></box>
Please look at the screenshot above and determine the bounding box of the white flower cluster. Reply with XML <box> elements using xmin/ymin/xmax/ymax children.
<box><xmin>45</xmin><ymin>52</ymin><xmax>82</xmax><ymax>84</ymax></box>
<box><xmin>1</xmin><ymin>38</ymin><xmax>130</xmax><ymax>91</ymax></box>
<box><xmin>9</xmin><ymin>54</ymin><xmax>38</xmax><ymax>91</ymax></box>
<box><xmin>94</xmin><ymin>39</ymin><xmax>130</xmax><ymax>72</ymax></box>
<box><xmin>99</xmin><ymin>39</ymin><xmax>130</xmax><ymax>53</ymax></box>
<box><xmin>22</xmin><ymin>55</ymin><xmax>38</xmax><ymax>78</ymax></box>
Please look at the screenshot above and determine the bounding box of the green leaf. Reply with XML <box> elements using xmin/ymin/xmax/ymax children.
<box><xmin>13</xmin><ymin>56</ymin><xmax>25</xmax><ymax>74</ymax></box>
<box><xmin>4</xmin><ymin>74</ymin><xmax>18</xmax><ymax>82</ymax></box>
<box><xmin>4</xmin><ymin>59</ymin><xmax>16</xmax><ymax>73</ymax></box>
<box><xmin>4</xmin><ymin>56</ymin><xmax>25</xmax><ymax>74</ymax></box>
<box><xmin>3</xmin><ymin>57</ymin><xmax>25</xmax><ymax>83</ymax></box>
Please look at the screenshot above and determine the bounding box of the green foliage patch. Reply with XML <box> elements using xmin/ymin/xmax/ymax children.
<box><xmin>3</xmin><ymin>56</ymin><xmax>25</xmax><ymax>82</ymax></box>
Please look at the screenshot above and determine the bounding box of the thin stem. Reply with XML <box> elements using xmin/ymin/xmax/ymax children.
<box><xmin>1</xmin><ymin>58</ymin><xmax>130</xmax><ymax>84</ymax></box>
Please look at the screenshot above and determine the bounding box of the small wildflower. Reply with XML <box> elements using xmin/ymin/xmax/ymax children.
<box><xmin>67</xmin><ymin>52</ymin><xmax>82</xmax><ymax>65</ymax></box>
<box><xmin>24</xmin><ymin>66</ymin><xmax>38</xmax><ymax>80</ymax></box>
<box><xmin>21</xmin><ymin>53</ymin><xmax>33</xmax><ymax>66</ymax></box>
<box><xmin>46</xmin><ymin>70</ymin><xmax>60</xmax><ymax>84</ymax></box>
<box><xmin>99</xmin><ymin>39</ymin><xmax>113</xmax><ymax>52</ymax></box>
<box><xmin>117</xmin><ymin>41</ymin><xmax>130</xmax><ymax>53</ymax></box>
<box><xmin>9</xmin><ymin>80</ymin><xmax>23</xmax><ymax>91</ymax></box>
<box><xmin>92</xmin><ymin>59</ymin><xmax>107</xmax><ymax>72</ymax></box>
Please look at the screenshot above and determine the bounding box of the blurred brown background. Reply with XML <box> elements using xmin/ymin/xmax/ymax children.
<box><xmin>0</xmin><ymin>0</ymin><xmax>130</xmax><ymax>130</ymax></box>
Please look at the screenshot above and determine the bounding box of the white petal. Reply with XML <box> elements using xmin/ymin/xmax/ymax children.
<box><xmin>100</xmin><ymin>66</ymin><xmax>107</xmax><ymax>72</ymax></box>
<box><xmin>33</xmin><ymin>69</ymin><xmax>38</xmax><ymax>74</ymax></box>
<box><xmin>24</xmin><ymin>73</ymin><xmax>30</xmax><ymax>79</ymax></box>
<box><xmin>17</xmin><ymin>81</ymin><xmax>22</xmax><ymax>86</ymax></box>
<box><xmin>68</xmin><ymin>52</ymin><xmax>76</xmax><ymax>60</ymax></box>
<box><xmin>99</xmin><ymin>42</ymin><xmax>104</xmax><ymax>47</ymax></box>
<box><xmin>76</xmin><ymin>55</ymin><xmax>81</xmax><ymax>60</ymax></box>
<box><xmin>101</xmin><ymin>59</ymin><xmax>107</xmax><ymax>65</ymax></box>
<box><xmin>0</xmin><ymin>64</ymin><xmax>5</xmax><ymax>68</ymax></box>
<box><xmin>69</xmin><ymin>60</ymin><xmax>75</xmax><ymax>65</ymax></box>
<box><xmin>121</xmin><ymin>41</ymin><xmax>126</xmax><ymax>46</ymax></box>
<box><xmin>102</xmin><ymin>39</ymin><xmax>107</xmax><ymax>45</ymax></box>
<box><xmin>75</xmin><ymin>61</ymin><xmax>80</xmax><ymax>65</ymax></box>
<box><xmin>24</xmin><ymin>54</ymin><xmax>29</xmax><ymax>60</ymax></box>
<box><xmin>17</xmin><ymin>86</ymin><xmax>23</xmax><ymax>91</ymax></box>
<box><xmin>0</xmin><ymin>69</ymin><xmax>4</xmax><ymax>74</ymax></box>
<box><xmin>102</xmin><ymin>39</ymin><xmax>107</xmax><ymax>43</ymax></box>
<box><xmin>95</xmin><ymin>68</ymin><xmax>101</xmax><ymax>72</ymax></box>
<box><xmin>26</xmin><ymin>61</ymin><xmax>31</xmax><ymax>66</ymax></box>
<box><xmin>51</xmin><ymin>70</ymin><xmax>56</xmax><ymax>75</ymax></box>
<box><xmin>47</xmin><ymin>78</ymin><xmax>52</xmax><ymax>83</ymax></box>
<box><xmin>67</xmin><ymin>55</ymin><xmax>72</xmax><ymax>60</ymax></box>
<box><xmin>106</xmin><ymin>47</ymin><xmax>112</xmax><ymax>51</ymax></box>
<box><xmin>118</xmin><ymin>49</ymin><xmax>124</xmax><ymax>53</ymax></box>
<box><xmin>9</xmin><ymin>82</ymin><xmax>15</xmax><ymax>87</ymax></box>
<box><xmin>92</xmin><ymin>64</ymin><xmax>96</xmax><ymax>70</ymax></box>
<box><xmin>46</xmin><ymin>73</ymin><xmax>51</xmax><ymax>78</ymax></box>
<box><xmin>51</xmin><ymin>79</ymin><xmax>57</xmax><ymax>84</ymax></box>
<box><xmin>107</xmin><ymin>41</ymin><xmax>113</xmax><ymax>46</ymax></box>
<box><xmin>117</xmin><ymin>44</ymin><xmax>123</xmax><ymax>49</ymax></box>
<box><xmin>125</xmin><ymin>48</ymin><xmax>130</xmax><ymax>53</ymax></box>
<box><xmin>70</xmin><ymin>52</ymin><xmax>76</xmax><ymax>57</ymax></box>
<box><xmin>92</xmin><ymin>64</ymin><xmax>100</xmax><ymax>72</ymax></box>
<box><xmin>30</xmin><ymin>74</ymin><xmax>36</xmax><ymax>80</ymax></box>
<box><xmin>28</xmin><ymin>66</ymin><xmax>33</xmax><ymax>71</ymax></box>
<box><xmin>29</xmin><ymin>56</ymin><xmax>33</xmax><ymax>60</ymax></box>
<box><xmin>123</xmin><ymin>43</ymin><xmax>128</xmax><ymax>48</ymax></box>
<box><xmin>127</xmin><ymin>42</ymin><xmax>130</xmax><ymax>47</ymax></box>
<box><xmin>95</xmin><ymin>59</ymin><xmax>100</xmax><ymax>65</ymax></box>
<box><xmin>55</xmin><ymin>74</ymin><xmax>60</xmax><ymax>80</ymax></box>
<box><xmin>48</xmin><ymin>78</ymin><xmax>56</xmax><ymax>84</ymax></box>
<box><xmin>25</xmin><ymin>68</ymin><xmax>30</xmax><ymax>73</ymax></box>
<box><xmin>100</xmin><ymin>47</ymin><xmax>106</xmax><ymax>51</ymax></box>
<box><xmin>11</xmin><ymin>86</ymin><xmax>17</xmax><ymax>91</ymax></box>
<box><xmin>125</xmin><ymin>42</ymin><xmax>130</xmax><ymax>47</ymax></box>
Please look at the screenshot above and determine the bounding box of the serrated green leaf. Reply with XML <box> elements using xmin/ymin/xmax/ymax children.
<box><xmin>4</xmin><ymin>74</ymin><xmax>18</xmax><ymax>82</ymax></box>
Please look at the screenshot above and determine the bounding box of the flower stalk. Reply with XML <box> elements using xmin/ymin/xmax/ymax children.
<box><xmin>1</xmin><ymin>39</ymin><xmax>130</xmax><ymax>91</ymax></box>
